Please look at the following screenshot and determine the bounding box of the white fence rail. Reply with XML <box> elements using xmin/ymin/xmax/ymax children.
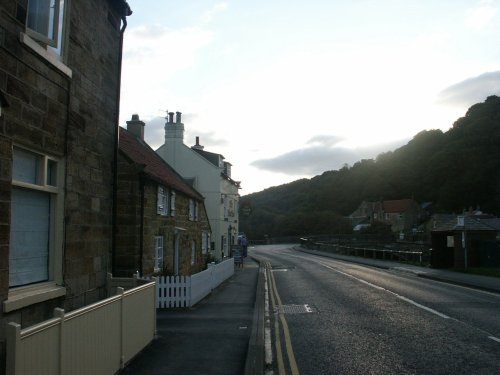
<box><xmin>157</xmin><ymin>258</ymin><xmax>235</xmax><ymax>308</ymax></box>
<box><xmin>7</xmin><ymin>278</ymin><xmax>156</xmax><ymax>375</ymax></box>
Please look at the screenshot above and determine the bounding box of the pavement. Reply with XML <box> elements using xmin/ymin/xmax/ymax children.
<box><xmin>119</xmin><ymin>256</ymin><xmax>264</xmax><ymax>375</ymax></box>
<box><xmin>119</xmin><ymin>245</ymin><xmax>500</xmax><ymax>375</ymax></box>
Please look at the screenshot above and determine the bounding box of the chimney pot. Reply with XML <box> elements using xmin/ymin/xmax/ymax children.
<box><xmin>168</xmin><ymin>112</ymin><xmax>174</xmax><ymax>123</ymax></box>
<box><xmin>191</xmin><ymin>136</ymin><xmax>204</xmax><ymax>150</ymax></box>
<box><xmin>176</xmin><ymin>111</ymin><xmax>182</xmax><ymax>123</ymax></box>
<box><xmin>126</xmin><ymin>114</ymin><xmax>145</xmax><ymax>140</ymax></box>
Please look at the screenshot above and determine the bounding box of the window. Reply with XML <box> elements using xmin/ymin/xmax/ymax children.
<box><xmin>191</xmin><ymin>240</ymin><xmax>196</xmax><ymax>265</ymax></box>
<box><xmin>27</xmin><ymin>0</ymin><xmax>62</xmax><ymax>48</ymax></box>
<box><xmin>10</xmin><ymin>147</ymin><xmax>63</xmax><ymax>287</ymax></box>
<box><xmin>201</xmin><ymin>232</ymin><xmax>210</xmax><ymax>254</ymax></box>
<box><xmin>157</xmin><ymin>185</ymin><xmax>168</xmax><ymax>216</ymax></box>
<box><xmin>154</xmin><ymin>236</ymin><xmax>164</xmax><ymax>273</ymax></box>
<box><xmin>189</xmin><ymin>199</ymin><xmax>198</xmax><ymax>221</ymax></box>
<box><xmin>170</xmin><ymin>191</ymin><xmax>176</xmax><ymax>217</ymax></box>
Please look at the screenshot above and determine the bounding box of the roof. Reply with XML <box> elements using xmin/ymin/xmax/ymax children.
<box><xmin>192</xmin><ymin>148</ymin><xmax>223</xmax><ymax>167</ymax></box>
<box><xmin>433</xmin><ymin>216</ymin><xmax>500</xmax><ymax>232</ymax></box>
<box><xmin>383</xmin><ymin>199</ymin><xmax>414</xmax><ymax>213</ymax></box>
<box><xmin>119</xmin><ymin>127</ymin><xmax>203</xmax><ymax>201</ymax></box>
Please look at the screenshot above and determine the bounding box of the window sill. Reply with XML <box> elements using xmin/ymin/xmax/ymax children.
<box><xmin>19</xmin><ymin>32</ymin><xmax>72</xmax><ymax>78</ymax></box>
<box><xmin>3</xmin><ymin>282</ymin><xmax>67</xmax><ymax>313</ymax></box>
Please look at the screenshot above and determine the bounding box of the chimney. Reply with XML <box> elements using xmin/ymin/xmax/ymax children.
<box><xmin>164</xmin><ymin>110</ymin><xmax>184</xmax><ymax>143</ymax></box>
<box><xmin>192</xmin><ymin>136</ymin><xmax>204</xmax><ymax>150</ymax></box>
<box><xmin>126</xmin><ymin>114</ymin><xmax>145</xmax><ymax>140</ymax></box>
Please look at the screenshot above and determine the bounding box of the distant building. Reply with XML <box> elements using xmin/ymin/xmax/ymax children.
<box><xmin>0</xmin><ymin>0</ymin><xmax>131</xmax><ymax>369</ymax></box>
<box><xmin>156</xmin><ymin>112</ymin><xmax>240</xmax><ymax>260</ymax></box>
<box><xmin>431</xmin><ymin>215</ymin><xmax>500</xmax><ymax>268</ymax></box>
<box><xmin>350</xmin><ymin>199</ymin><xmax>424</xmax><ymax>237</ymax></box>
<box><xmin>116</xmin><ymin>115</ymin><xmax>211</xmax><ymax>276</ymax></box>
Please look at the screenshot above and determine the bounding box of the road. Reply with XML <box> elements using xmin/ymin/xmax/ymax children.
<box><xmin>251</xmin><ymin>244</ymin><xmax>500</xmax><ymax>375</ymax></box>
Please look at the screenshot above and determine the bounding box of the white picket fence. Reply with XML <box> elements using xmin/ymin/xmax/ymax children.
<box><xmin>156</xmin><ymin>258</ymin><xmax>235</xmax><ymax>308</ymax></box>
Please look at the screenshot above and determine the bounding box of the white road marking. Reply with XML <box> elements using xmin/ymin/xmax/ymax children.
<box><xmin>313</xmin><ymin>259</ymin><xmax>452</xmax><ymax>319</ymax></box>
<box><xmin>284</xmin><ymin>252</ymin><xmax>500</xmax><ymax>344</ymax></box>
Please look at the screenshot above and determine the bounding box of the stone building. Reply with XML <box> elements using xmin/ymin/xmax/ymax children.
<box><xmin>0</xmin><ymin>0</ymin><xmax>131</xmax><ymax>369</ymax></box>
<box><xmin>116</xmin><ymin>115</ymin><xmax>211</xmax><ymax>277</ymax></box>
<box><xmin>350</xmin><ymin>199</ymin><xmax>424</xmax><ymax>236</ymax></box>
<box><xmin>156</xmin><ymin>112</ymin><xmax>241</xmax><ymax>260</ymax></box>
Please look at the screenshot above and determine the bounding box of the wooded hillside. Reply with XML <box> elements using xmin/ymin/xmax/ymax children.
<box><xmin>240</xmin><ymin>96</ymin><xmax>500</xmax><ymax>240</ymax></box>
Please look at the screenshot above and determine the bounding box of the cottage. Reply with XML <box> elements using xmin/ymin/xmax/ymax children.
<box><xmin>0</xmin><ymin>0</ymin><xmax>131</xmax><ymax>369</ymax></box>
<box><xmin>156</xmin><ymin>112</ymin><xmax>241</xmax><ymax>260</ymax></box>
<box><xmin>350</xmin><ymin>199</ymin><xmax>424</xmax><ymax>237</ymax></box>
<box><xmin>116</xmin><ymin>115</ymin><xmax>211</xmax><ymax>277</ymax></box>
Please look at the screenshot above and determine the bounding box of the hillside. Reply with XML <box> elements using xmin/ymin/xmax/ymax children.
<box><xmin>240</xmin><ymin>96</ymin><xmax>500</xmax><ymax>239</ymax></box>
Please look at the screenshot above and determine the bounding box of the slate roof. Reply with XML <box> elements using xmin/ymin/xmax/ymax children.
<box><xmin>433</xmin><ymin>216</ymin><xmax>500</xmax><ymax>232</ymax></box>
<box><xmin>119</xmin><ymin>127</ymin><xmax>203</xmax><ymax>200</ymax></box>
<box><xmin>192</xmin><ymin>148</ymin><xmax>223</xmax><ymax>167</ymax></box>
<box><xmin>382</xmin><ymin>199</ymin><xmax>414</xmax><ymax>213</ymax></box>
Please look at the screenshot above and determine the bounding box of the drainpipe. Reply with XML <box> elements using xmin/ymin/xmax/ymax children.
<box><xmin>112</xmin><ymin>2</ymin><xmax>132</xmax><ymax>276</ymax></box>
<box><xmin>139</xmin><ymin>175</ymin><xmax>145</xmax><ymax>275</ymax></box>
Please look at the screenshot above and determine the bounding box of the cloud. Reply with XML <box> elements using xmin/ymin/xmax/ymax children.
<box><xmin>134</xmin><ymin>115</ymin><xmax>228</xmax><ymax>151</ymax></box>
<box><xmin>437</xmin><ymin>71</ymin><xmax>500</xmax><ymax>107</ymax></box>
<box><xmin>250</xmin><ymin>137</ymin><xmax>406</xmax><ymax>176</ymax></box>
<box><xmin>120</xmin><ymin>25</ymin><xmax>214</xmax><ymax>125</ymax></box>
<box><xmin>465</xmin><ymin>0</ymin><xmax>497</xmax><ymax>30</ymax></box>
<box><xmin>201</xmin><ymin>2</ymin><xmax>228</xmax><ymax>24</ymax></box>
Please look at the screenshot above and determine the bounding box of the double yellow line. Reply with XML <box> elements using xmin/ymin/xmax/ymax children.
<box><xmin>265</xmin><ymin>261</ymin><xmax>300</xmax><ymax>375</ymax></box>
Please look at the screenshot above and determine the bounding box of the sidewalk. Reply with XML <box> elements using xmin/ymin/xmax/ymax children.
<box><xmin>296</xmin><ymin>246</ymin><xmax>500</xmax><ymax>294</ymax></box>
<box><xmin>119</xmin><ymin>257</ymin><xmax>261</xmax><ymax>375</ymax></box>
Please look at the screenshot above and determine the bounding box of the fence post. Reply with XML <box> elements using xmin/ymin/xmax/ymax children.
<box><xmin>152</xmin><ymin>277</ymin><xmax>158</xmax><ymax>335</ymax></box>
<box><xmin>53</xmin><ymin>308</ymin><xmax>65</xmax><ymax>375</ymax></box>
<box><xmin>116</xmin><ymin>286</ymin><xmax>125</xmax><ymax>369</ymax></box>
<box><xmin>6</xmin><ymin>322</ymin><xmax>21</xmax><ymax>375</ymax></box>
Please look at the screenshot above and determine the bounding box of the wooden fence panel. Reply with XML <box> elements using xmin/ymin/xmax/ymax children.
<box><xmin>6</xmin><ymin>280</ymin><xmax>156</xmax><ymax>375</ymax></box>
<box><xmin>122</xmin><ymin>282</ymin><xmax>157</xmax><ymax>363</ymax></box>
<box><xmin>61</xmin><ymin>300</ymin><xmax>122</xmax><ymax>375</ymax></box>
<box><xmin>157</xmin><ymin>275</ymin><xmax>190</xmax><ymax>308</ymax></box>
<box><xmin>190</xmin><ymin>268</ymin><xmax>213</xmax><ymax>306</ymax></box>
<box><xmin>156</xmin><ymin>258</ymin><xmax>235</xmax><ymax>308</ymax></box>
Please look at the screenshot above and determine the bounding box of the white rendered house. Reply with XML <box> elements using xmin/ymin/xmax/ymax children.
<box><xmin>156</xmin><ymin>112</ymin><xmax>241</xmax><ymax>260</ymax></box>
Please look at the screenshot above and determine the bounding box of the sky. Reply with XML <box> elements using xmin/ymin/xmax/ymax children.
<box><xmin>119</xmin><ymin>0</ymin><xmax>500</xmax><ymax>196</ymax></box>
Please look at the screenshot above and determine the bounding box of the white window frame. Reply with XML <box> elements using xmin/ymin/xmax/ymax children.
<box><xmin>170</xmin><ymin>191</ymin><xmax>176</xmax><ymax>217</ymax></box>
<box><xmin>188</xmin><ymin>199</ymin><xmax>198</xmax><ymax>221</ymax></box>
<box><xmin>154</xmin><ymin>236</ymin><xmax>164</xmax><ymax>273</ymax></box>
<box><xmin>157</xmin><ymin>185</ymin><xmax>168</xmax><ymax>216</ymax></box>
<box><xmin>191</xmin><ymin>240</ymin><xmax>196</xmax><ymax>266</ymax></box>
<box><xmin>201</xmin><ymin>231</ymin><xmax>210</xmax><ymax>254</ymax></box>
<box><xmin>26</xmin><ymin>0</ymin><xmax>61</xmax><ymax>49</ymax></box>
<box><xmin>4</xmin><ymin>146</ymin><xmax>66</xmax><ymax>312</ymax></box>
<box><xmin>20</xmin><ymin>0</ymin><xmax>71</xmax><ymax>77</ymax></box>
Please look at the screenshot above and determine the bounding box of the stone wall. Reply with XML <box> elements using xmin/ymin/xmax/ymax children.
<box><xmin>0</xmin><ymin>0</ymin><xmax>127</xmax><ymax>369</ymax></box>
<box><xmin>116</xmin><ymin>150</ymin><xmax>211</xmax><ymax>277</ymax></box>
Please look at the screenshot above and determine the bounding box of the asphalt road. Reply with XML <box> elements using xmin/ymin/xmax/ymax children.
<box><xmin>252</xmin><ymin>244</ymin><xmax>500</xmax><ymax>375</ymax></box>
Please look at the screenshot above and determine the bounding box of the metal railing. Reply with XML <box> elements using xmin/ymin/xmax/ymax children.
<box><xmin>300</xmin><ymin>237</ymin><xmax>430</xmax><ymax>265</ymax></box>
